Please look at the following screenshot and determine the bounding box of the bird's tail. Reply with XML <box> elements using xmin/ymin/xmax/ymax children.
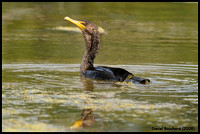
<box><xmin>124</xmin><ymin>74</ymin><xmax>150</xmax><ymax>84</ymax></box>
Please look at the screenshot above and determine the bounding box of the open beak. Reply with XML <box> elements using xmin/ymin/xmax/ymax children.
<box><xmin>64</xmin><ymin>16</ymin><xmax>85</xmax><ymax>30</ymax></box>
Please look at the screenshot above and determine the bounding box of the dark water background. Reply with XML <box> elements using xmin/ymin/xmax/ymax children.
<box><xmin>2</xmin><ymin>2</ymin><xmax>198</xmax><ymax>132</ymax></box>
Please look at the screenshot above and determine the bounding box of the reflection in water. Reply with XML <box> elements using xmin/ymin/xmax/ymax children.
<box><xmin>71</xmin><ymin>77</ymin><xmax>96</xmax><ymax>129</ymax></box>
<box><xmin>80</xmin><ymin>109</ymin><xmax>95</xmax><ymax>127</ymax></box>
<box><xmin>81</xmin><ymin>77</ymin><xmax>95</xmax><ymax>92</ymax></box>
<box><xmin>71</xmin><ymin>109</ymin><xmax>96</xmax><ymax>129</ymax></box>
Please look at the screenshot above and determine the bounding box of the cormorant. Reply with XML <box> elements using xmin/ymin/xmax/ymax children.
<box><xmin>64</xmin><ymin>17</ymin><xmax>150</xmax><ymax>84</ymax></box>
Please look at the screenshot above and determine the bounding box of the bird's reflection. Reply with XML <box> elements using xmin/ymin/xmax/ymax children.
<box><xmin>70</xmin><ymin>76</ymin><xmax>97</xmax><ymax>129</ymax></box>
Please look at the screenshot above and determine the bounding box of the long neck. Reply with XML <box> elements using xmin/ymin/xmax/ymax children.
<box><xmin>80</xmin><ymin>30</ymin><xmax>100</xmax><ymax>74</ymax></box>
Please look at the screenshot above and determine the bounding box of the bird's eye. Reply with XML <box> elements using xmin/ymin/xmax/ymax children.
<box><xmin>79</xmin><ymin>21</ymin><xmax>85</xmax><ymax>25</ymax></box>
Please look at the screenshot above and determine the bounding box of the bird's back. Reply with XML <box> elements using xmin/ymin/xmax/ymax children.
<box><xmin>82</xmin><ymin>66</ymin><xmax>132</xmax><ymax>82</ymax></box>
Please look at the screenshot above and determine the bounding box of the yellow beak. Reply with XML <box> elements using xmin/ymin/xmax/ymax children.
<box><xmin>64</xmin><ymin>16</ymin><xmax>85</xmax><ymax>30</ymax></box>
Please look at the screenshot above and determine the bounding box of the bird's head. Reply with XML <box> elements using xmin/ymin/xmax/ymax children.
<box><xmin>64</xmin><ymin>16</ymin><xmax>100</xmax><ymax>51</ymax></box>
<box><xmin>64</xmin><ymin>16</ymin><xmax>98</xmax><ymax>35</ymax></box>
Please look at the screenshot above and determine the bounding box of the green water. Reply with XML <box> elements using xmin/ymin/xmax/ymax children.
<box><xmin>2</xmin><ymin>2</ymin><xmax>198</xmax><ymax>132</ymax></box>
